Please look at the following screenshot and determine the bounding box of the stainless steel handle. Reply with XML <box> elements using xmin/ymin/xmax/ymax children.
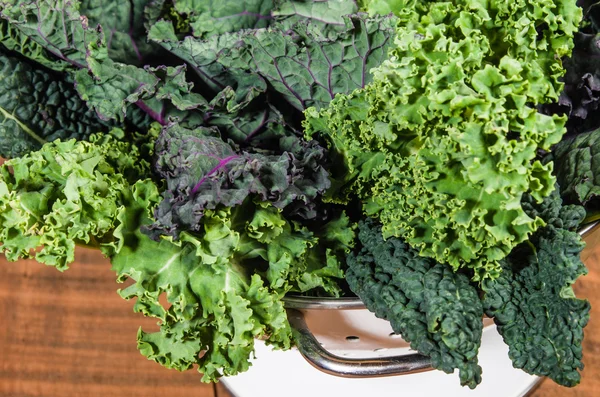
<box><xmin>286</xmin><ymin>309</ymin><xmax>432</xmax><ymax>378</ymax></box>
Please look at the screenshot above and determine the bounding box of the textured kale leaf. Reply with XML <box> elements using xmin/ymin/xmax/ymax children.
<box><xmin>1</xmin><ymin>0</ymin><xmax>161</xmax><ymax>67</ymax></box>
<box><xmin>80</xmin><ymin>0</ymin><xmax>159</xmax><ymax>65</ymax></box>
<box><xmin>0</xmin><ymin>0</ymin><xmax>100</xmax><ymax>70</ymax></box>
<box><xmin>109</xmin><ymin>197</ymin><xmax>351</xmax><ymax>381</ymax></box>
<box><xmin>73</xmin><ymin>40</ymin><xmax>207</xmax><ymax>123</ymax></box>
<box><xmin>0</xmin><ymin>130</ymin><xmax>157</xmax><ymax>270</ymax></box>
<box><xmin>0</xmin><ymin>0</ymin><xmax>206</xmax><ymax>125</ymax></box>
<box><xmin>145</xmin><ymin>124</ymin><xmax>330</xmax><ymax>239</ymax></box>
<box><xmin>272</xmin><ymin>0</ymin><xmax>359</xmax><ymax>30</ymax></box>
<box><xmin>544</xmin><ymin>127</ymin><xmax>600</xmax><ymax>206</ymax></box>
<box><xmin>0</xmin><ymin>18</ymin><xmax>71</xmax><ymax>71</ymax></box>
<box><xmin>150</xmin><ymin>12</ymin><xmax>397</xmax><ymax>111</ymax></box>
<box><xmin>346</xmin><ymin>219</ymin><xmax>484</xmax><ymax>389</ymax></box>
<box><xmin>482</xmin><ymin>187</ymin><xmax>590</xmax><ymax>387</ymax></box>
<box><xmin>540</xmin><ymin>1</ymin><xmax>600</xmax><ymax>135</ymax></box>
<box><xmin>176</xmin><ymin>0</ymin><xmax>275</xmax><ymax>38</ymax></box>
<box><xmin>0</xmin><ymin>49</ymin><xmax>109</xmax><ymax>158</ymax></box>
<box><xmin>305</xmin><ymin>0</ymin><xmax>580</xmax><ymax>280</ymax></box>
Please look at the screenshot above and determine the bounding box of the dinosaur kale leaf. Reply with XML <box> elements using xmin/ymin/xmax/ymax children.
<box><xmin>0</xmin><ymin>48</ymin><xmax>109</xmax><ymax>158</ymax></box>
<box><xmin>482</xmin><ymin>187</ymin><xmax>590</xmax><ymax>387</ymax></box>
<box><xmin>346</xmin><ymin>219</ymin><xmax>484</xmax><ymax>389</ymax></box>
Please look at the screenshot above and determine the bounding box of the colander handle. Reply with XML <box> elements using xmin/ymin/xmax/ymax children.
<box><xmin>286</xmin><ymin>309</ymin><xmax>432</xmax><ymax>378</ymax></box>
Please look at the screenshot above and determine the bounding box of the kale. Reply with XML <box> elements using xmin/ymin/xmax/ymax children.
<box><xmin>346</xmin><ymin>219</ymin><xmax>484</xmax><ymax>389</ymax></box>
<box><xmin>0</xmin><ymin>48</ymin><xmax>109</xmax><ymax>158</ymax></box>
<box><xmin>543</xmin><ymin>127</ymin><xmax>600</xmax><ymax>208</ymax></box>
<box><xmin>540</xmin><ymin>0</ymin><xmax>600</xmax><ymax>134</ymax></box>
<box><xmin>145</xmin><ymin>123</ymin><xmax>331</xmax><ymax>239</ymax></box>
<box><xmin>482</xmin><ymin>187</ymin><xmax>590</xmax><ymax>387</ymax></box>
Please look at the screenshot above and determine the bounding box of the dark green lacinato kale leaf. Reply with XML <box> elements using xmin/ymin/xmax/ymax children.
<box><xmin>149</xmin><ymin>12</ymin><xmax>397</xmax><ymax>111</ymax></box>
<box><xmin>0</xmin><ymin>49</ymin><xmax>109</xmax><ymax>158</ymax></box>
<box><xmin>346</xmin><ymin>219</ymin><xmax>484</xmax><ymax>389</ymax></box>
<box><xmin>145</xmin><ymin>124</ymin><xmax>330</xmax><ymax>239</ymax></box>
<box><xmin>543</xmin><ymin>127</ymin><xmax>600</xmax><ymax>207</ymax></box>
<box><xmin>482</xmin><ymin>187</ymin><xmax>590</xmax><ymax>387</ymax></box>
<box><xmin>540</xmin><ymin>0</ymin><xmax>600</xmax><ymax>134</ymax></box>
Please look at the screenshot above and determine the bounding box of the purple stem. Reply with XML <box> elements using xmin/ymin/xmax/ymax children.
<box><xmin>191</xmin><ymin>155</ymin><xmax>240</xmax><ymax>195</ymax></box>
<box><xmin>135</xmin><ymin>100</ymin><xmax>166</xmax><ymax>125</ymax></box>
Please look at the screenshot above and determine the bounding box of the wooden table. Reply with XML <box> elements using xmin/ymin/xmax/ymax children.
<box><xmin>1</xmin><ymin>232</ymin><xmax>600</xmax><ymax>397</ymax></box>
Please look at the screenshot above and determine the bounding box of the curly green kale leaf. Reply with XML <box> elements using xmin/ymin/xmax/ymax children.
<box><xmin>0</xmin><ymin>49</ymin><xmax>109</xmax><ymax>158</ymax></box>
<box><xmin>482</xmin><ymin>188</ymin><xmax>590</xmax><ymax>387</ymax></box>
<box><xmin>0</xmin><ymin>131</ymin><xmax>157</xmax><ymax>270</ymax></box>
<box><xmin>145</xmin><ymin>123</ymin><xmax>330</xmax><ymax>239</ymax></box>
<box><xmin>346</xmin><ymin>219</ymin><xmax>483</xmax><ymax>388</ymax></box>
<box><xmin>110</xmin><ymin>198</ymin><xmax>351</xmax><ymax>381</ymax></box>
<box><xmin>305</xmin><ymin>0</ymin><xmax>581</xmax><ymax>280</ymax></box>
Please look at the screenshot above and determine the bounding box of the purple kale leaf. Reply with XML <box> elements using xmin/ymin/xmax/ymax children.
<box><xmin>540</xmin><ymin>1</ymin><xmax>600</xmax><ymax>134</ymax></box>
<box><xmin>145</xmin><ymin>123</ymin><xmax>331</xmax><ymax>239</ymax></box>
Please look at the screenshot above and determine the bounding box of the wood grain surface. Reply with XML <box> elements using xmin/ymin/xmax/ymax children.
<box><xmin>1</xmin><ymin>230</ymin><xmax>600</xmax><ymax>397</ymax></box>
<box><xmin>0</xmin><ymin>248</ymin><xmax>215</xmax><ymax>397</ymax></box>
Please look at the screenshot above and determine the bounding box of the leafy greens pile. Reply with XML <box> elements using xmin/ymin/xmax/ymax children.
<box><xmin>306</xmin><ymin>0</ymin><xmax>580</xmax><ymax>280</ymax></box>
<box><xmin>0</xmin><ymin>0</ymin><xmax>596</xmax><ymax>390</ymax></box>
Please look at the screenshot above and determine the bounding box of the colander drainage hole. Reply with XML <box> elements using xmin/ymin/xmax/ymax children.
<box><xmin>345</xmin><ymin>335</ymin><xmax>360</xmax><ymax>342</ymax></box>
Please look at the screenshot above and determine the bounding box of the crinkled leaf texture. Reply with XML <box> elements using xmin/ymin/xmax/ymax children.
<box><xmin>175</xmin><ymin>0</ymin><xmax>275</xmax><ymax>38</ymax></box>
<box><xmin>109</xmin><ymin>197</ymin><xmax>352</xmax><ymax>382</ymax></box>
<box><xmin>0</xmin><ymin>131</ymin><xmax>155</xmax><ymax>270</ymax></box>
<box><xmin>0</xmin><ymin>18</ymin><xmax>71</xmax><ymax>71</ymax></box>
<box><xmin>540</xmin><ymin>1</ymin><xmax>600</xmax><ymax>135</ymax></box>
<box><xmin>272</xmin><ymin>0</ymin><xmax>359</xmax><ymax>29</ymax></box>
<box><xmin>544</xmin><ymin>127</ymin><xmax>600</xmax><ymax>206</ymax></box>
<box><xmin>149</xmin><ymin>12</ymin><xmax>397</xmax><ymax>111</ymax></box>
<box><xmin>0</xmin><ymin>0</ymin><xmax>204</xmax><ymax>125</ymax></box>
<box><xmin>305</xmin><ymin>0</ymin><xmax>580</xmax><ymax>280</ymax></box>
<box><xmin>0</xmin><ymin>49</ymin><xmax>109</xmax><ymax>158</ymax></box>
<box><xmin>346</xmin><ymin>219</ymin><xmax>483</xmax><ymax>389</ymax></box>
<box><xmin>0</xmin><ymin>0</ymin><xmax>159</xmax><ymax>66</ymax></box>
<box><xmin>145</xmin><ymin>123</ymin><xmax>331</xmax><ymax>239</ymax></box>
<box><xmin>80</xmin><ymin>0</ymin><xmax>159</xmax><ymax>65</ymax></box>
<box><xmin>482</xmin><ymin>187</ymin><xmax>590</xmax><ymax>387</ymax></box>
<box><xmin>73</xmin><ymin>40</ymin><xmax>208</xmax><ymax>123</ymax></box>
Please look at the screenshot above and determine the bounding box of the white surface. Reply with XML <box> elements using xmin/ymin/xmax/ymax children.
<box><xmin>222</xmin><ymin>325</ymin><xmax>540</xmax><ymax>397</ymax></box>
